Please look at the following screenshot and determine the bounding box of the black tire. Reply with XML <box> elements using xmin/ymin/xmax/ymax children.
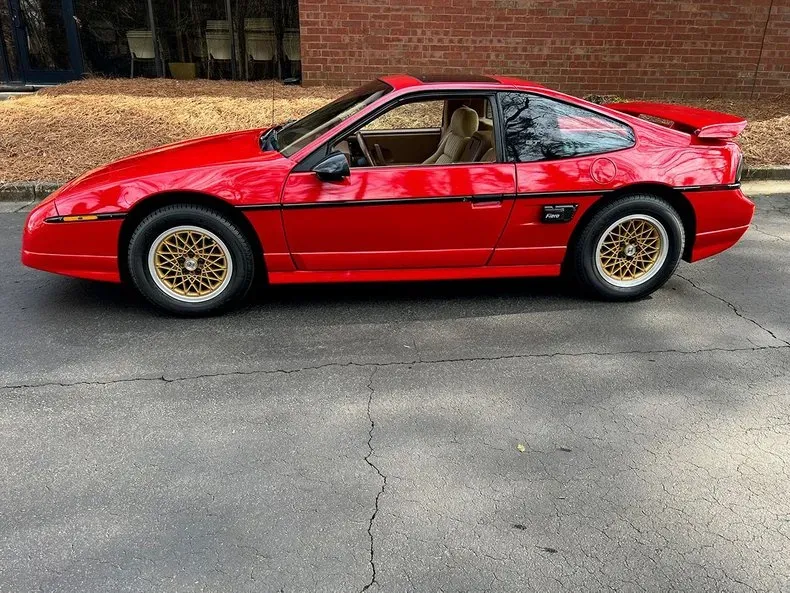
<box><xmin>572</xmin><ymin>194</ymin><xmax>684</xmax><ymax>301</ymax></box>
<box><xmin>127</xmin><ymin>204</ymin><xmax>255</xmax><ymax>315</ymax></box>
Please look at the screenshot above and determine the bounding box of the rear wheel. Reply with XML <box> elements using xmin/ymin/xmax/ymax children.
<box><xmin>572</xmin><ymin>194</ymin><xmax>684</xmax><ymax>301</ymax></box>
<box><xmin>128</xmin><ymin>205</ymin><xmax>255</xmax><ymax>315</ymax></box>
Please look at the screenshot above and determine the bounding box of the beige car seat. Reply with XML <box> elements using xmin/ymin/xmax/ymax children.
<box><xmin>423</xmin><ymin>106</ymin><xmax>479</xmax><ymax>165</ymax></box>
<box><xmin>460</xmin><ymin>130</ymin><xmax>494</xmax><ymax>163</ymax></box>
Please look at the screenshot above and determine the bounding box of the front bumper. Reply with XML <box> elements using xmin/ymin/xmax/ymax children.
<box><xmin>21</xmin><ymin>200</ymin><xmax>123</xmax><ymax>283</ymax></box>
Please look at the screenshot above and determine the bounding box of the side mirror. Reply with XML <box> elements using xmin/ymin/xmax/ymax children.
<box><xmin>312</xmin><ymin>151</ymin><xmax>350</xmax><ymax>182</ymax></box>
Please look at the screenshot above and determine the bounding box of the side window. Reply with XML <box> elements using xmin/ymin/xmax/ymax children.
<box><xmin>362</xmin><ymin>100</ymin><xmax>444</xmax><ymax>131</ymax></box>
<box><xmin>334</xmin><ymin>96</ymin><xmax>499</xmax><ymax>168</ymax></box>
<box><xmin>499</xmin><ymin>92</ymin><xmax>635</xmax><ymax>163</ymax></box>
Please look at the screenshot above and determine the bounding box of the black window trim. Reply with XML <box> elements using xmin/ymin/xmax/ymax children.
<box><xmin>495</xmin><ymin>90</ymin><xmax>637</xmax><ymax>164</ymax></box>
<box><xmin>293</xmin><ymin>89</ymin><xmax>507</xmax><ymax>173</ymax></box>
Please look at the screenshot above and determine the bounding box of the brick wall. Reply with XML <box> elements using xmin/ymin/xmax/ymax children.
<box><xmin>297</xmin><ymin>0</ymin><xmax>789</xmax><ymax>97</ymax></box>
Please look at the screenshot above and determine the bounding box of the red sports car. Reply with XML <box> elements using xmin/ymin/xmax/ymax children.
<box><xmin>22</xmin><ymin>74</ymin><xmax>753</xmax><ymax>315</ymax></box>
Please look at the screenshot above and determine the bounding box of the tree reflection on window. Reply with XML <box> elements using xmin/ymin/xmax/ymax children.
<box><xmin>500</xmin><ymin>93</ymin><xmax>635</xmax><ymax>163</ymax></box>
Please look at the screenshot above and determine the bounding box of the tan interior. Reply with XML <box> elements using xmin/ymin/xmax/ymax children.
<box><xmin>460</xmin><ymin>130</ymin><xmax>494</xmax><ymax>162</ymax></box>
<box><xmin>338</xmin><ymin>99</ymin><xmax>498</xmax><ymax>167</ymax></box>
<box><xmin>359</xmin><ymin>129</ymin><xmax>442</xmax><ymax>165</ymax></box>
<box><xmin>478</xmin><ymin>117</ymin><xmax>494</xmax><ymax>133</ymax></box>
<box><xmin>422</xmin><ymin>106</ymin><xmax>479</xmax><ymax>165</ymax></box>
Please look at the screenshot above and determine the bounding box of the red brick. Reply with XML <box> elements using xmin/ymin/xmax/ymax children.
<box><xmin>298</xmin><ymin>0</ymin><xmax>788</xmax><ymax>96</ymax></box>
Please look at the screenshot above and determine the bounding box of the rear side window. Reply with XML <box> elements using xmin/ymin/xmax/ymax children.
<box><xmin>499</xmin><ymin>92</ymin><xmax>635</xmax><ymax>163</ymax></box>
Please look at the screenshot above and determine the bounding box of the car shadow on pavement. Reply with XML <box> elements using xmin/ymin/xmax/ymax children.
<box><xmin>40</xmin><ymin>274</ymin><xmax>590</xmax><ymax>323</ymax></box>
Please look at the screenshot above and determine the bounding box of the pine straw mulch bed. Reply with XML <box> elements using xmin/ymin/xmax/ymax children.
<box><xmin>0</xmin><ymin>78</ymin><xmax>787</xmax><ymax>183</ymax></box>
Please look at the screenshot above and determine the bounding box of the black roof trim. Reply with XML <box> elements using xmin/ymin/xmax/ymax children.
<box><xmin>412</xmin><ymin>74</ymin><xmax>500</xmax><ymax>84</ymax></box>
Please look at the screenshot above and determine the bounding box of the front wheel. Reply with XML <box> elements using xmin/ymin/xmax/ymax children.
<box><xmin>572</xmin><ymin>194</ymin><xmax>685</xmax><ymax>301</ymax></box>
<box><xmin>127</xmin><ymin>204</ymin><xmax>256</xmax><ymax>315</ymax></box>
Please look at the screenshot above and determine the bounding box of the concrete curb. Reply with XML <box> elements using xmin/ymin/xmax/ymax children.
<box><xmin>743</xmin><ymin>166</ymin><xmax>790</xmax><ymax>181</ymax></box>
<box><xmin>2</xmin><ymin>166</ymin><xmax>790</xmax><ymax>202</ymax></box>
<box><xmin>0</xmin><ymin>181</ymin><xmax>62</xmax><ymax>202</ymax></box>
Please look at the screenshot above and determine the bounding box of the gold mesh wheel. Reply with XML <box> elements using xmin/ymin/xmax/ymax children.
<box><xmin>595</xmin><ymin>214</ymin><xmax>669</xmax><ymax>288</ymax></box>
<box><xmin>147</xmin><ymin>225</ymin><xmax>233</xmax><ymax>303</ymax></box>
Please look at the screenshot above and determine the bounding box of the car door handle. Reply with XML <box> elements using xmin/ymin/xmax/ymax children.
<box><xmin>470</xmin><ymin>198</ymin><xmax>502</xmax><ymax>208</ymax></box>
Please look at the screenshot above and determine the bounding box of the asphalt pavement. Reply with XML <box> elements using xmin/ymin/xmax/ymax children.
<box><xmin>1</xmin><ymin>190</ymin><xmax>788</xmax><ymax>592</ymax></box>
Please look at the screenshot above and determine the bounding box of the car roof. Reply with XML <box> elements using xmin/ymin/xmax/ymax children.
<box><xmin>378</xmin><ymin>73</ymin><xmax>546</xmax><ymax>91</ymax></box>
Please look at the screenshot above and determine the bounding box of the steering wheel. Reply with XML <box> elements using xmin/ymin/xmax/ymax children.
<box><xmin>355</xmin><ymin>131</ymin><xmax>376</xmax><ymax>167</ymax></box>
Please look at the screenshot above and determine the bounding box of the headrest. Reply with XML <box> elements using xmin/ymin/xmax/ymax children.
<box><xmin>478</xmin><ymin>117</ymin><xmax>494</xmax><ymax>132</ymax></box>
<box><xmin>450</xmin><ymin>106</ymin><xmax>479</xmax><ymax>138</ymax></box>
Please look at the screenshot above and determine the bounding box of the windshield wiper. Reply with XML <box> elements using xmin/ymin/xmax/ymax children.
<box><xmin>259</xmin><ymin>127</ymin><xmax>279</xmax><ymax>152</ymax></box>
<box><xmin>260</xmin><ymin>119</ymin><xmax>298</xmax><ymax>152</ymax></box>
<box><xmin>278</xmin><ymin>118</ymin><xmax>297</xmax><ymax>131</ymax></box>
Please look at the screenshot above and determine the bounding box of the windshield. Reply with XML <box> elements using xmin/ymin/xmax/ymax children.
<box><xmin>277</xmin><ymin>80</ymin><xmax>391</xmax><ymax>157</ymax></box>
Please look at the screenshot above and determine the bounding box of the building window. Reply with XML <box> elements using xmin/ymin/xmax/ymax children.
<box><xmin>72</xmin><ymin>0</ymin><xmax>300</xmax><ymax>80</ymax></box>
<box><xmin>74</xmin><ymin>0</ymin><xmax>153</xmax><ymax>78</ymax></box>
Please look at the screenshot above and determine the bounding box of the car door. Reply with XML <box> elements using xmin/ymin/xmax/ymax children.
<box><xmin>280</xmin><ymin>94</ymin><xmax>516</xmax><ymax>271</ymax></box>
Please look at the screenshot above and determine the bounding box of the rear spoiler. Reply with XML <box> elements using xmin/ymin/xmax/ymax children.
<box><xmin>603</xmin><ymin>101</ymin><xmax>747</xmax><ymax>139</ymax></box>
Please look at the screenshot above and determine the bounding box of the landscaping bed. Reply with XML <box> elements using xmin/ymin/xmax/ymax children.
<box><xmin>0</xmin><ymin>78</ymin><xmax>787</xmax><ymax>183</ymax></box>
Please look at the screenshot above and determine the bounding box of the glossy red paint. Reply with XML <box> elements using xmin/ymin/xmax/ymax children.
<box><xmin>241</xmin><ymin>210</ymin><xmax>295</xmax><ymax>272</ymax></box>
<box><xmin>21</xmin><ymin>75</ymin><xmax>754</xmax><ymax>290</ymax></box>
<box><xmin>682</xmin><ymin>189</ymin><xmax>756</xmax><ymax>261</ymax></box>
<box><xmin>267</xmin><ymin>264</ymin><xmax>561</xmax><ymax>285</ymax></box>
<box><xmin>378</xmin><ymin>74</ymin><xmax>423</xmax><ymax>91</ymax></box>
<box><xmin>21</xmin><ymin>196</ymin><xmax>123</xmax><ymax>282</ymax></box>
<box><xmin>54</xmin><ymin>129</ymin><xmax>292</xmax><ymax>215</ymax></box>
<box><xmin>281</xmin><ymin>163</ymin><xmax>516</xmax><ymax>269</ymax></box>
<box><xmin>605</xmin><ymin>102</ymin><xmax>748</xmax><ymax>139</ymax></box>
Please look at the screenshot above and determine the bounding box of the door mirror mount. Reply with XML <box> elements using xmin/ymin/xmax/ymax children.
<box><xmin>312</xmin><ymin>151</ymin><xmax>350</xmax><ymax>182</ymax></box>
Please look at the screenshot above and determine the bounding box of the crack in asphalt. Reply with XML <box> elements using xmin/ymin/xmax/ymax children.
<box><xmin>676</xmin><ymin>273</ymin><xmax>790</xmax><ymax>346</ymax></box>
<box><xmin>13</xmin><ymin>201</ymin><xmax>34</xmax><ymax>213</ymax></box>
<box><xmin>361</xmin><ymin>368</ymin><xmax>385</xmax><ymax>592</ymax></box>
<box><xmin>2</xmin><ymin>344</ymin><xmax>788</xmax><ymax>391</ymax></box>
<box><xmin>751</xmin><ymin>224</ymin><xmax>789</xmax><ymax>243</ymax></box>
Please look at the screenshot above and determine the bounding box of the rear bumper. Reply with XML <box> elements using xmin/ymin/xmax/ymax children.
<box><xmin>690</xmin><ymin>224</ymin><xmax>751</xmax><ymax>262</ymax></box>
<box><xmin>687</xmin><ymin>188</ymin><xmax>755</xmax><ymax>262</ymax></box>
